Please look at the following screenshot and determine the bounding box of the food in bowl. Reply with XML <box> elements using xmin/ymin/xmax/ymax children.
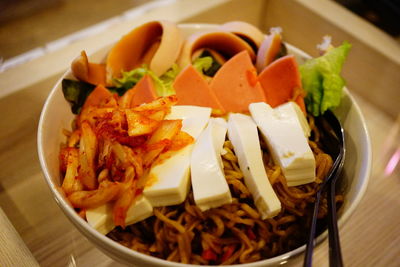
<box><xmin>40</xmin><ymin>20</ymin><xmax>361</xmax><ymax>265</ymax></box>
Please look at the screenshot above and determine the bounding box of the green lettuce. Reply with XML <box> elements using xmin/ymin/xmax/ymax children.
<box><xmin>113</xmin><ymin>67</ymin><xmax>148</xmax><ymax>92</ymax></box>
<box><xmin>299</xmin><ymin>41</ymin><xmax>351</xmax><ymax>116</ymax></box>
<box><xmin>62</xmin><ymin>65</ymin><xmax>180</xmax><ymax>114</ymax></box>
<box><xmin>193</xmin><ymin>56</ymin><xmax>213</xmax><ymax>74</ymax></box>
<box><xmin>62</xmin><ymin>79</ymin><xmax>95</xmax><ymax>114</ymax></box>
<box><xmin>114</xmin><ymin>64</ymin><xmax>179</xmax><ymax>97</ymax></box>
<box><xmin>193</xmin><ymin>50</ymin><xmax>222</xmax><ymax>77</ymax></box>
<box><xmin>156</xmin><ymin>64</ymin><xmax>180</xmax><ymax>96</ymax></box>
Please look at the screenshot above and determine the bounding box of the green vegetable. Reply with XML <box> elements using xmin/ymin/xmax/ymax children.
<box><xmin>62</xmin><ymin>79</ymin><xmax>95</xmax><ymax>114</ymax></box>
<box><xmin>154</xmin><ymin>64</ymin><xmax>180</xmax><ymax>96</ymax></box>
<box><xmin>193</xmin><ymin>56</ymin><xmax>213</xmax><ymax>74</ymax></box>
<box><xmin>114</xmin><ymin>64</ymin><xmax>180</xmax><ymax>97</ymax></box>
<box><xmin>299</xmin><ymin>41</ymin><xmax>351</xmax><ymax>116</ymax></box>
<box><xmin>62</xmin><ymin>65</ymin><xmax>180</xmax><ymax>114</ymax></box>
<box><xmin>113</xmin><ymin>67</ymin><xmax>148</xmax><ymax>92</ymax></box>
<box><xmin>193</xmin><ymin>50</ymin><xmax>222</xmax><ymax>77</ymax></box>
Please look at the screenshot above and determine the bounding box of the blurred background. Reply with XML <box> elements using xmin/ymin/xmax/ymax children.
<box><xmin>0</xmin><ymin>0</ymin><xmax>148</xmax><ymax>60</ymax></box>
<box><xmin>335</xmin><ymin>0</ymin><xmax>400</xmax><ymax>36</ymax></box>
<box><xmin>1</xmin><ymin>0</ymin><xmax>399</xmax><ymax>60</ymax></box>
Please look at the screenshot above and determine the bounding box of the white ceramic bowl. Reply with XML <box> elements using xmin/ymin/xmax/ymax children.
<box><xmin>37</xmin><ymin>23</ymin><xmax>372</xmax><ymax>266</ymax></box>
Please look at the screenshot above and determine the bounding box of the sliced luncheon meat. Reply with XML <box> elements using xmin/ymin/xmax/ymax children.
<box><xmin>210</xmin><ymin>51</ymin><xmax>266</xmax><ymax>113</ymax></box>
<box><xmin>219</xmin><ymin>21</ymin><xmax>265</xmax><ymax>51</ymax></box>
<box><xmin>258</xmin><ymin>55</ymin><xmax>306</xmax><ymax>112</ymax></box>
<box><xmin>71</xmin><ymin>51</ymin><xmax>107</xmax><ymax>85</ymax></box>
<box><xmin>178</xmin><ymin>30</ymin><xmax>255</xmax><ymax>69</ymax></box>
<box><xmin>77</xmin><ymin>84</ymin><xmax>118</xmax><ymax>126</ymax></box>
<box><xmin>173</xmin><ymin>65</ymin><xmax>225</xmax><ymax>112</ymax></box>
<box><xmin>81</xmin><ymin>84</ymin><xmax>117</xmax><ymax>109</ymax></box>
<box><xmin>106</xmin><ymin>20</ymin><xmax>183</xmax><ymax>83</ymax></box>
<box><xmin>256</xmin><ymin>31</ymin><xmax>283</xmax><ymax>73</ymax></box>
<box><xmin>124</xmin><ymin>74</ymin><xmax>158</xmax><ymax>107</ymax></box>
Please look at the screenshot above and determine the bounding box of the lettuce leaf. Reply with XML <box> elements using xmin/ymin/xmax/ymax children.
<box><xmin>113</xmin><ymin>67</ymin><xmax>148</xmax><ymax>91</ymax></box>
<box><xmin>62</xmin><ymin>79</ymin><xmax>123</xmax><ymax>113</ymax></box>
<box><xmin>153</xmin><ymin>64</ymin><xmax>180</xmax><ymax>96</ymax></box>
<box><xmin>299</xmin><ymin>41</ymin><xmax>351</xmax><ymax>116</ymax></box>
<box><xmin>193</xmin><ymin>56</ymin><xmax>213</xmax><ymax>74</ymax></box>
<box><xmin>62</xmin><ymin>65</ymin><xmax>180</xmax><ymax>114</ymax></box>
<box><xmin>62</xmin><ymin>79</ymin><xmax>95</xmax><ymax>114</ymax></box>
<box><xmin>114</xmin><ymin>64</ymin><xmax>179</xmax><ymax>97</ymax></box>
<box><xmin>193</xmin><ymin>50</ymin><xmax>222</xmax><ymax>77</ymax></box>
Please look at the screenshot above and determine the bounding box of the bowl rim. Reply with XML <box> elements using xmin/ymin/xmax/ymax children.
<box><xmin>37</xmin><ymin>22</ymin><xmax>372</xmax><ymax>267</ymax></box>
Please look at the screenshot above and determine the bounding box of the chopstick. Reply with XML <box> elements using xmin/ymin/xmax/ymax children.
<box><xmin>303</xmin><ymin>185</ymin><xmax>324</xmax><ymax>267</ymax></box>
<box><xmin>303</xmin><ymin>155</ymin><xmax>344</xmax><ymax>267</ymax></box>
<box><xmin>327</xmin><ymin>111</ymin><xmax>345</xmax><ymax>267</ymax></box>
<box><xmin>327</xmin><ymin>169</ymin><xmax>344</xmax><ymax>267</ymax></box>
<box><xmin>304</xmin><ymin>110</ymin><xmax>345</xmax><ymax>267</ymax></box>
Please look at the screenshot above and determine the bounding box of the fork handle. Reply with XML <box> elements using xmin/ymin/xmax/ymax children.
<box><xmin>328</xmin><ymin>176</ymin><xmax>344</xmax><ymax>267</ymax></box>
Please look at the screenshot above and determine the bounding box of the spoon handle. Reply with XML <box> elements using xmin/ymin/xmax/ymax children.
<box><xmin>327</xmin><ymin>171</ymin><xmax>344</xmax><ymax>267</ymax></box>
<box><xmin>303</xmin><ymin>190</ymin><xmax>323</xmax><ymax>267</ymax></box>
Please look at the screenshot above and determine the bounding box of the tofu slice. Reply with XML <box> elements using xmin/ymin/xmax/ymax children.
<box><xmin>227</xmin><ymin>113</ymin><xmax>281</xmax><ymax>219</ymax></box>
<box><xmin>87</xmin><ymin>106</ymin><xmax>212</xmax><ymax>233</ymax></box>
<box><xmin>86</xmin><ymin>203</ymin><xmax>115</xmax><ymax>235</ymax></box>
<box><xmin>276</xmin><ymin>102</ymin><xmax>311</xmax><ymax>137</ymax></box>
<box><xmin>86</xmin><ymin>195</ymin><xmax>153</xmax><ymax>235</ymax></box>
<box><xmin>190</xmin><ymin>118</ymin><xmax>232</xmax><ymax>211</ymax></box>
<box><xmin>125</xmin><ymin>195</ymin><xmax>154</xmax><ymax>226</ymax></box>
<box><xmin>249</xmin><ymin>102</ymin><xmax>316</xmax><ymax>186</ymax></box>
<box><xmin>143</xmin><ymin>106</ymin><xmax>212</xmax><ymax>207</ymax></box>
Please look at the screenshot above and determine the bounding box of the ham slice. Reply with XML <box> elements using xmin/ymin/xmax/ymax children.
<box><xmin>106</xmin><ymin>20</ymin><xmax>183</xmax><ymax>83</ymax></box>
<box><xmin>210</xmin><ymin>51</ymin><xmax>266</xmax><ymax>113</ymax></box>
<box><xmin>219</xmin><ymin>21</ymin><xmax>265</xmax><ymax>50</ymax></box>
<box><xmin>258</xmin><ymin>55</ymin><xmax>305</xmax><ymax>112</ymax></box>
<box><xmin>119</xmin><ymin>74</ymin><xmax>158</xmax><ymax>108</ymax></box>
<box><xmin>77</xmin><ymin>84</ymin><xmax>118</xmax><ymax>126</ymax></box>
<box><xmin>256</xmin><ymin>31</ymin><xmax>283</xmax><ymax>73</ymax></box>
<box><xmin>82</xmin><ymin>84</ymin><xmax>117</xmax><ymax>109</ymax></box>
<box><xmin>71</xmin><ymin>51</ymin><xmax>107</xmax><ymax>85</ymax></box>
<box><xmin>178</xmin><ymin>30</ymin><xmax>255</xmax><ymax>69</ymax></box>
<box><xmin>172</xmin><ymin>65</ymin><xmax>225</xmax><ymax>112</ymax></box>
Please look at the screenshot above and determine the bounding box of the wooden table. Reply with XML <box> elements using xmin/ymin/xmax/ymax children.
<box><xmin>0</xmin><ymin>1</ymin><xmax>399</xmax><ymax>266</ymax></box>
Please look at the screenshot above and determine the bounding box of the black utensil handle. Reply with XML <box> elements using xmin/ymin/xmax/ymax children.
<box><xmin>328</xmin><ymin>176</ymin><xmax>344</xmax><ymax>267</ymax></box>
<box><xmin>304</xmin><ymin>191</ymin><xmax>323</xmax><ymax>267</ymax></box>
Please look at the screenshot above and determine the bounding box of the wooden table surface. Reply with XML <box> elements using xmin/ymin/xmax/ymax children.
<box><xmin>0</xmin><ymin>1</ymin><xmax>399</xmax><ymax>266</ymax></box>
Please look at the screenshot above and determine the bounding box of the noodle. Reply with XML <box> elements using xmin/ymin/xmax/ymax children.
<box><xmin>107</xmin><ymin>123</ymin><xmax>344</xmax><ymax>265</ymax></box>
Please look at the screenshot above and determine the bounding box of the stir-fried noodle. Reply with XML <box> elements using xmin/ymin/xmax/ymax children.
<box><xmin>107</xmin><ymin>119</ymin><xmax>344</xmax><ymax>265</ymax></box>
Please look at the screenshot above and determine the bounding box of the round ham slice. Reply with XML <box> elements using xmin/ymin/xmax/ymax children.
<box><xmin>177</xmin><ymin>30</ymin><xmax>255</xmax><ymax>69</ymax></box>
<box><xmin>256</xmin><ymin>31</ymin><xmax>283</xmax><ymax>73</ymax></box>
<box><xmin>106</xmin><ymin>20</ymin><xmax>183</xmax><ymax>84</ymax></box>
<box><xmin>71</xmin><ymin>51</ymin><xmax>107</xmax><ymax>85</ymax></box>
<box><xmin>218</xmin><ymin>21</ymin><xmax>265</xmax><ymax>50</ymax></box>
